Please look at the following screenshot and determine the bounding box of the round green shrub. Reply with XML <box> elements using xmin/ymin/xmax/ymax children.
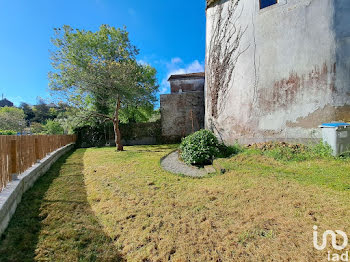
<box><xmin>179</xmin><ymin>130</ymin><xmax>220</xmax><ymax>165</ymax></box>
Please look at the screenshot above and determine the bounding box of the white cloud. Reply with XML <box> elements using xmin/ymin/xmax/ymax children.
<box><xmin>187</xmin><ymin>60</ymin><xmax>205</xmax><ymax>73</ymax></box>
<box><xmin>160</xmin><ymin>58</ymin><xmax>204</xmax><ymax>95</ymax></box>
<box><xmin>171</xmin><ymin>57</ymin><xmax>183</xmax><ymax>64</ymax></box>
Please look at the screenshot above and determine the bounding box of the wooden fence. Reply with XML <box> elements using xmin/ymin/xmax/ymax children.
<box><xmin>0</xmin><ymin>135</ymin><xmax>76</xmax><ymax>191</ymax></box>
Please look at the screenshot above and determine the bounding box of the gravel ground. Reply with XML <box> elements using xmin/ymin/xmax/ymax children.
<box><xmin>160</xmin><ymin>151</ymin><xmax>208</xmax><ymax>177</ymax></box>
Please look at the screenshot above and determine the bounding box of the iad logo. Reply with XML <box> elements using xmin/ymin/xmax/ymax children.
<box><xmin>313</xmin><ymin>225</ymin><xmax>349</xmax><ymax>261</ymax></box>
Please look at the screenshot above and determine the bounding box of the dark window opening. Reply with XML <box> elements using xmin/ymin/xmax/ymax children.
<box><xmin>260</xmin><ymin>0</ymin><xmax>278</xmax><ymax>9</ymax></box>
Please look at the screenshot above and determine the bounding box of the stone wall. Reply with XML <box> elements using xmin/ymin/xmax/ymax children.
<box><xmin>160</xmin><ymin>92</ymin><xmax>205</xmax><ymax>141</ymax></box>
<box><xmin>205</xmin><ymin>0</ymin><xmax>350</xmax><ymax>144</ymax></box>
<box><xmin>120</xmin><ymin>121</ymin><xmax>161</xmax><ymax>145</ymax></box>
<box><xmin>76</xmin><ymin>121</ymin><xmax>162</xmax><ymax>147</ymax></box>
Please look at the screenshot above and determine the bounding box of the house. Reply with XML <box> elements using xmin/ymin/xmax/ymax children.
<box><xmin>160</xmin><ymin>73</ymin><xmax>205</xmax><ymax>141</ymax></box>
<box><xmin>205</xmin><ymin>0</ymin><xmax>350</xmax><ymax>144</ymax></box>
<box><xmin>0</xmin><ymin>98</ymin><xmax>14</xmax><ymax>108</ymax></box>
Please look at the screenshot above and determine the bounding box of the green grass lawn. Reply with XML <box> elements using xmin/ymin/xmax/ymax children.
<box><xmin>216</xmin><ymin>151</ymin><xmax>350</xmax><ymax>192</ymax></box>
<box><xmin>1</xmin><ymin>145</ymin><xmax>350</xmax><ymax>261</ymax></box>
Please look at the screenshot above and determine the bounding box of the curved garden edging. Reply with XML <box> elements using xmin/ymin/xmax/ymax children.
<box><xmin>160</xmin><ymin>150</ymin><xmax>216</xmax><ymax>177</ymax></box>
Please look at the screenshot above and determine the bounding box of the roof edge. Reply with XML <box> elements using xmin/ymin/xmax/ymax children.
<box><xmin>168</xmin><ymin>72</ymin><xmax>205</xmax><ymax>81</ymax></box>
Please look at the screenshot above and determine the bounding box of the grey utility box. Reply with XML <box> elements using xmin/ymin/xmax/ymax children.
<box><xmin>319</xmin><ymin>123</ymin><xmax>350</xmax><ymax>156</ymax></box>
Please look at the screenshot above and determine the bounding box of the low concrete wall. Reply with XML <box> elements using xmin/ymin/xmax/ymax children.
<box><xmin>0</xmin><ymin>143</ymin><xmax>75</xmax><ymax>236</ymax></box>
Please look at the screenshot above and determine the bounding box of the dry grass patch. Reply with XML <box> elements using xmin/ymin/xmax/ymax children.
<box><xmin>82</xmin><ymin>146</ymin><xmax>350</xmax><ymax>261</ymax></box>
<box><xmin>1</xmin><ymin>145</ymin><xmax>350</xmax><ymax>261</ymax></box>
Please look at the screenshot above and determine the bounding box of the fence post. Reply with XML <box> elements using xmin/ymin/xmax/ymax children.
<box><xmin>10</xmin><ymin>139</ymin><xmax>18</xmax><ymax>180</ymax></box>
<box><xmin>34</xmin><ymin>138</ymin><xmax>40</xmax><ymax>162</ymax></box>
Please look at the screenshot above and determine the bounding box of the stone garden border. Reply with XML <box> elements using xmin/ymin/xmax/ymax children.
<box><xmin>160</xmin><ymin>150</ymin><xmax>216</xmax><ymax>177</ymax></box>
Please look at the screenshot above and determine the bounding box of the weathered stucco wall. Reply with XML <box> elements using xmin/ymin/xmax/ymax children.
<box><xmin>170</xmin><ymin>78</ymin><xmax>205</xmax><ymax>93</ymax></box>
<box><xmin>335</xmin><ymin>0</ymin><xmax>350</xmax><ymax>104</ymax></box>
<box><xmin>205</xmin><ymin>0</ymin><xmax>350</xmax><ymax>144</ymax></box>
<box><xmin>160</xmin><ymin>92</ymin><xmax>205</xmax><ymax>140</ymax></box>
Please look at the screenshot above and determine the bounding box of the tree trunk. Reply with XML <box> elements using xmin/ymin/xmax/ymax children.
<box><xmin>113</xmin><ymin>97</ymin><xmax>123</xmax><ymax>151</ymax></box>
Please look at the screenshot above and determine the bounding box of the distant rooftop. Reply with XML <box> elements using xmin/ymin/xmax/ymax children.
<box><xmin>168</xmin><ymin>72</ymin><xmax>205</xmax><ymax>81</ymax></box>
<box><xmin>47</xmin><ymin>103</ymin><xmax>57</xmax><ymax>108</ymax></box>
<box><xmin>0</xmin><ymin>98</ymin><xmax>14</xmax><ymax>107</ymax></box>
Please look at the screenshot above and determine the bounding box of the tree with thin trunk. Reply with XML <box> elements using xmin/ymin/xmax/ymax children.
<box><xmin>49</xmin><ymin>25</ymin><xmax>158</xmax><ymax>151</ymax></box>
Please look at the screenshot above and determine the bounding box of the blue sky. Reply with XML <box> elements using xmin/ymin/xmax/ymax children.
<box><xmin>0</xmin><ymin>0</ymin><xmax>206</xmax><ymax>106</ymax></box>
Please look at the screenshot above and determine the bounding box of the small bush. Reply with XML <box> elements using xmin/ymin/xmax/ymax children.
<box><xmin>180</xmin><ymin>130</ymin><xmax>220</xmax><ymax>165</ymax></box>
<box><xmin>0</xmin><ymin>130</ymin><xmax>17</xmax><ymax>135</ymax></box>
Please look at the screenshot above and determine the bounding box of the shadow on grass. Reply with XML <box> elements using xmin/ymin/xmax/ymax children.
<box><xmin>0</xmin><ymin>149</ymin><xmax>124</xmax><ymax>262</ymax></box>
<box><xmin>124</xmin><ymin>144</ymin><xmax>179</xmax><ymax>153</ymax></box>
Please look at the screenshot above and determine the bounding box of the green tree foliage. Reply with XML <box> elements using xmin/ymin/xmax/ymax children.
<box><xmin>20</xmin><ymin>100</ymin><xmax>68</xmax><ymax>126</ymax></box>
<box><xmin>54</xmin><ymin>109</ymin><xmax>80</xmax><ymax>134</ymax></box>
<box><xmin>30</xmin><ymin>122</ymin><xmax>45</xmax><ymax>134</ymax></box>
<box><xmin>30</xmin><ymin>120</ymin><xmax>64</xmax><ymax>135</ymax></box>
<box><xmin>19</xmin><ymin>102</ymin><xmax>35</xmax><ymax>125</ymax></box>
<box><xmin>32</xmin><ymin>99</ymin><xmax>52</xmax><ymax>123</ymax></box>
<box><xmin>119</xmin><ymin>103</ymin><xmax>156</xmax><ymax>123</ymax></box>
<box><xmin>148</xmin><ymin>109</ymin><xmax>161</xmax><ymax>123</ymax></box>
<box><xmin>49</xmin><ymin>25</ymin><xmax>158</xmax><ymax>150</ymax></box>
<box><xmin>0</xmin><ymin>107</ymin><xmax>26</xmax><ymax>132</ymax></box>
<box><xmin>43</xmin><ymin>120</ymin><xmax>64</xmax><ymax>135</ymax></box>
